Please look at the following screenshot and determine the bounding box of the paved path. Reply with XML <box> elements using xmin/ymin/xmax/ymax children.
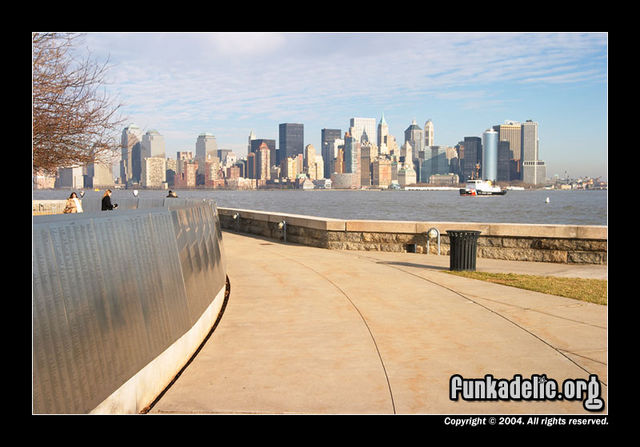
<box><xmin>149</xmin><ymin>231</ymin><xmax>607</xmax><ymax>415</ymax></box>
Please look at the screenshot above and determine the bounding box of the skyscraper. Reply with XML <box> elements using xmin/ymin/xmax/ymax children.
<box><xmin>248</xmin><ymin>130</ymin><xmax>256</xmax><ymax>154</ymax></box>
<box><xmin>404</xmin><ymin>120</ymin><xmax>424</xmax><ymax>154</ymax></box>
<box><xmin>343</xmin><ymin>131</ymin><xmax>361</xmax><ymax>188</ymax></box>
<box><xmin>256</xmin><ymin>142</ymin><xmax>271</xmax><ymax>181</ymax></box>
<box><xmin>424</xmin><ymin>120</ymin><xmax>434</xmax><ymax>147</ymax></box>
<box><xmin>321</xmin><ymin>128</ymin><xmax>341</xmax><ymax>179</ymax></box>
<box><xmin>462</xmin><ymin>136</ymin><xmax>482</xmax><ymax>181</ymax></box>
<box><xmin>196</xmin><ymin>133</ymin><xmax>218</xmax><ymax>162</ymax></box>
<box><xmin>493</xmin><ymin>121</ymin><xmax>522</xmax><ymax>180</ymax></box>
<box><xmin>521</xmin><ymin>120</ymin><xmax>546</xmax><ymax>185</ymax></box>
<box><xmin>482</xmin><ymin>129</ymin><xmax>498</xmax><ymax>181</ymax></box>
<box><xmin>521</xmin><ymin>120</ymin><xmax>539</xmax><ymax>161</ymax></box>
<box><xmin>350</xmin><ymin>117</ymin><xmax>376</xmax><ymax>148</ymax></box>
<box><xmin>378</xmin><ymin>114</ymin><xmax>389</xmax><ymax>154</ymax></box>
<box><xmin>420</xmin><ymin>146</ymin><xmax>448</xmax><ymax>183</ymax></box>
<box><xmin>142</xmin><ymin>129</ymin><xmax>165</xmax><ymax>159</ymax></box>
<box><xmin>405</xmin><ymin>120</ymin><xmax>424</xmax><ymax>181</ymax></box>
<box><xmin>279</xmin><ymin>123</ymin><xmax>304</xmax><ymax>161</ymax></box>
<box><xmin>120</xmin><ymin>123</ymin><xmax>143</xmax><ymax>184</ymax></box>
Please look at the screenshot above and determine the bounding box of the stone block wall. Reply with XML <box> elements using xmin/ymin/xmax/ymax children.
<box><xmin>218</xmin><ymin>208</ymin><xmax>607</xmax><ymax>265</ymax></box>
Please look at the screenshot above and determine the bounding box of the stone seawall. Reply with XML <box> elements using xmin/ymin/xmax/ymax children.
<box><xmin>217</xmin><ymin>207</ymin><xmax>607</xmax><ymax>265</ymax></box>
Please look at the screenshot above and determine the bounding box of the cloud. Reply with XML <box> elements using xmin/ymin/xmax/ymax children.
<box><xmin>83</xmin><ymin>32</ymin><xmax>606</xmax><ymax>152</ymax></box>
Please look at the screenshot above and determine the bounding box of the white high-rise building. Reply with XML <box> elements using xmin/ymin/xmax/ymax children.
<box><xmin>196</xmin><ymin>133</ymin><xmax>219</xmax><ymax>162</ymax></box>
<box><xmin>378</xmin><ymin>114</ymin><xmax>390</xmax><ymax>155</ymax></box>
<box><xmin>521</xmin><ymin>120</ymin><xmax>546</xmax><ymax>185</ymax></box>
<box><xmin>424</xmin><ymin>119</ymin><xmax>434</xmax><ymax>147</ymax></box>
<box><xmin>142</xmin><ymin>130</ymin><xmax>165</xmax><ymax>159</ymax></box>
<box><xmin>482</xmin><ymin>128</ymin><xmax>498</xmax><ymax>182</ymax></box>
<box><xmin>350</xmin><ymin>117</ymin><xmax>377</xmax><ymax>147</ymax></box>
<box><xmin>248</xmin><ymin>130</ymin><xmax>256</xmax><ymax>154</ymax></box>
<box><xmin>142</xmin><ymin>157</ymin><xmax>167</xmax><ymax>188</ymax></box>
<box><xmin>120</xmin><ymin>123</ymin><xmax>143</xmax><ymax>183</ymax></box>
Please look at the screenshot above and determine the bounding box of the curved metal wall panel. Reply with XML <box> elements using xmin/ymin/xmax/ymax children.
<box><xmin>32</xmin><ymin>200</ymin><xmax>226</xmax><ymax>414</ymax></box>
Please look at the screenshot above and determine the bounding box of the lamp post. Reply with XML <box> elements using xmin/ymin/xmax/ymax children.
<box><xmin>426</xmin><ymin>227</ymin><xmax>440</xmax><ymax>255</ymax></box>
<box><xmin>278</xmin><ymin>220</ymin><xmax>287</xmax><ymax>242</ymax></box>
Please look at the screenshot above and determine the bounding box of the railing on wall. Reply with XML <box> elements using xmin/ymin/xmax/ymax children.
<box><xmin>32</xmin><ymin>199</ymin><xmax>227</xmax><ymax>414</ymax></box>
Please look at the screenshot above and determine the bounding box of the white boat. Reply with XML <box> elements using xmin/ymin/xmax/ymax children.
<box><xmin>459</xmin><ymin>179</ymin><xmax>507</xmax><ymax>196</ymax></box>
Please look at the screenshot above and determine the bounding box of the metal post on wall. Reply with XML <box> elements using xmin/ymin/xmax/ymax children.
<box><xmin>426</xmin><ymin>227</ymin><xmax>440</xmax><ymax>255</ymax></box>
<box><xmin>278</xmin><ymin>220</ymin><xmax>287</xmax><ymax>242</ymax></box>
<box><xmin>232</xmin><ymin>213</ymin><xmax>239</xmax><ymax>232</ymax></box>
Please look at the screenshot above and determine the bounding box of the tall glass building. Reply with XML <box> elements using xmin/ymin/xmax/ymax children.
<box><xmin>420</xmin><ymin>146</ymin><xmax>448</xmax><ymax>183</ymax></box>
<box><xmin>142</xmin><ymin>130</ymin><xmax>165</xmax><ymax>159</ymax></box>
<box><xmin>321</xmin><ymin>128</ymin><xmax>342</xmax><ymax>178</ymax></box>
<box><xmin>482</xmin><ymin>129</ymin><xmax>498</xmax><ymax>181</ymax></box>
<box><xmin>279</xmin><ymin>123</ymin><xmax>304</xmax><ymax>161</ymax></box>
<box><xmin>120</xmin><ymin>123</ymin><xmax>143</xmax><ymax>184</ymax></box>
<box><xmin>350</xmin><ymin>117</ymin><xmax>376</xmax><ymax>147</ymax></box>
<box><xmin>196</xmin><ymin>133</ymin><xmax>218</xmax><ymax>161</ymax></box>
<box><xmin>461</xmin><ymin>136</ymin><xmax>482</xmax><ymax>181</ymax></box>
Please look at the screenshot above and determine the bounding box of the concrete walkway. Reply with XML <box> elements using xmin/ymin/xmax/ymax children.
<box><xmin>149</xmin><ymin>231</ymin><xmax>607</xmax><ymax>415</ymax></box>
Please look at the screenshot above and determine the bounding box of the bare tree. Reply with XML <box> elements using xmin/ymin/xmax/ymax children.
<box><xmin>32</xmin><ymin>32</ymin><xmax>127</xmax><ymax>175</ymax></box>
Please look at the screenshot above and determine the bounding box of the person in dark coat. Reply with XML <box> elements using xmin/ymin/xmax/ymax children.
<box><xmin>101</xmin><ymin>189</ymin><xmax>118</xmax><ymax>210</ymax></box>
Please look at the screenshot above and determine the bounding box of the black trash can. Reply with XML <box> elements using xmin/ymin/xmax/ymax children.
<box><xmin>447</xmin><ymin>230</ymin><xmax>481</xmax><ymax>271</ymax></box>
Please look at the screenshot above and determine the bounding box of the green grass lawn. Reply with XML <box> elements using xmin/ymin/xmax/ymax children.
<box><xmin>445</xmin><ymin>271</ymin><xmax>607</xmax><ymax>305</ymax></box>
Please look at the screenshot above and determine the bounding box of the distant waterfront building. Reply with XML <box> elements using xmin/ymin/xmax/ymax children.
<box><xmin>372</xmin><ymin>158</ymin><xmax>392</xmax><ymax>187</ymax></box>
<box><xmin>248</xmin><ymin>130</ymin><xmax>256</xmax><ymax>154</ymax></box>
<box><xmin>343</xmin><ymin>131</ymin><xmax>361</xmax><ymax>188</ymax></box>
<box><xmin>521</xmin><ymin>120</ymin><xmax>539</xmax><ymax>162</ymax></box>
<box><xmin>397</xmin><ymin>163</ymin><xmax>416</xmax><ymax>187</ymax></box>
<box><xmin>304</xmin><ymin>144</ymin><xmax>323</xmax><ymax>179</ymax></box>
<box><xmin>404</xmin><ymin>120</ymin><xmax>424</xmax><ymax>154</ymax></box>
<box><xmin>350</xmin><ymin>117</ymin><xmax>377</xmax><ymax>149</ymax></box>
<box><xmin>33</xmin><ymin>170</ymin><xmax>56</xmax><ymax>189</ymax></box>
<box><xmin>85</xmin><ymin>162</ymin><xmax>114</xmax><ymax>189</ymax></box>
<box><xmin>521</xmin><ymin>120</ymin><xmax>546</xmax><ymax>185</ymax></box>
<box><xmin>177</xmin><ymin>151</ymin><xmax>193</xmax><ymax>160</ymax></box>
<box><xmin>429</xmin><ymin>173</ymin><xmax>459</xmax><ymax>185</ymax></box>
<box><xmin>142</xmin><ymin>130</ymin><xmax>165</xmax><ymax>159</ymax></box>
<box><xmin>256</xmin><ymin>143</ymin><xmax>271</xmax><ymax>180</ymax></box>
<box><xmin>56</xmin><ymin>166</ymin><xmax>84</xmax><ymax>189</ymax></box>
<box><xmin>331</xmin><ymin>172</ymin><xmax>359</xmax><ymax>189</ymax></box>
<box><xmin>142</xmin><ymin>157</ymin><xmax>167</xmax><ymax>188</ymax></box>
<box><xmin>204</xmin><ymin>157</ymin><xmax>222</xmax><ymax>187</ymax></box>
<box><xmin>250</xmin><ymin>138</ymin><xmax>276</xmax><ymax>169</ymax></box>
<box><xmin>497</xmin><ymin>141</ymin><xmax>511</xmax><ymax>181</ymax></box>
<box><xmin>360</xmin><ymin>143</ymin><xmax>373</xmax><ymax>187</ymax></box>
<box><xmin>404</xmin><ymin>120</ymin><xmax>424</xmax><ymax>181</ymax></box>
<box><xmin>120</xmin><ymin>123</ymin><xmax>143</xmax><ymax>184</ymax></box>
<box><xmin>175</xmin><ymin>161</ymin><xmax>198</xmax><ymax>188</ymax></box>
<box><xmin>166</xmin><ymin>158</ymin><xmax>177</xmax><ymax>186</ymax></box>
<box><xmin>378</xmin><ymin>114</ymin><xmax>390</xmax><ymax>155</ymax></box>
<box><xmin>421</xmin><ymin>146</ymin><xmax>449</xmax><ymax>183</ymax></box>
<box><xmin>321</xmin><ymin>128</ymin><xmax>342</xmax><ymax>178</ymax></box>
<box><xmin>196</xmin><ymin>133</ymin><xmax>218</xmax><ymax>162</ymax></box>
<box><xmin>482</xmin><ymin>128</ymin><xmax>498</xmax><ymax>182</ymax></box>
<box><xmin>279</xmin><ymin>123</ymin><xmax>304</xmax><ymax>161</ymax></box>
<box><xmin>493</xmin><ymin>121</ymin><xmax>522</xmax><ymax>180</ymax></box>
<box><xmin>461</xmin><ymin>136</ymin><xmax>482</xmax><ymax>181</ymax></box>
<box><xmin>195</xmin><ymin>133</ymin><xmax>218</xmax><ymax>184</ymax></box>
<box><xmin>424</xmin><ymin>120</ymin><xmax>434</xmax><ymax>147</ymax></box>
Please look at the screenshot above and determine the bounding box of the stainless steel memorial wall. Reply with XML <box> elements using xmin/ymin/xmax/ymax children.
<box><xmin>32</xmin><ymin>199</ymin><xmax>228</xmax><ymax>414</ymax></box>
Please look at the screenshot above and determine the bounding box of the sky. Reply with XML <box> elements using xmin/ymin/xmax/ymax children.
<box><xmin>78</xmin><ymin>32</ymin><xmax>608</xmax><ymax>180</ymax></box>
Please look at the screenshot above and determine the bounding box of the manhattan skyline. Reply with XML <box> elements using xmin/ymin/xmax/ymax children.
<box><xmin>80</xmin><ymin>32</ymin><xmax>607</xmax><ymax>179</ymax></box>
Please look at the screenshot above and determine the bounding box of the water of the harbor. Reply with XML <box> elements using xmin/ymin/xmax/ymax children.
<box><xmin>33</xmin><ymin>188</ymin><xmax>607</xmax><ymax>226</ymax></box>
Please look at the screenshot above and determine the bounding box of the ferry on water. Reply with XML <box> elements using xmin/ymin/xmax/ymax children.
<box><xmin>459</xmin><ymin>179</ymin><xmax>507</xmax><ymax>196</ymax></box>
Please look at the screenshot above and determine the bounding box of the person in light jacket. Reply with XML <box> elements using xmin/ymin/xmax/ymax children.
<box><xmin>63</xmin><ymin>192</ymin><xmax>83</xmax><ymax>213</ymax></box>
